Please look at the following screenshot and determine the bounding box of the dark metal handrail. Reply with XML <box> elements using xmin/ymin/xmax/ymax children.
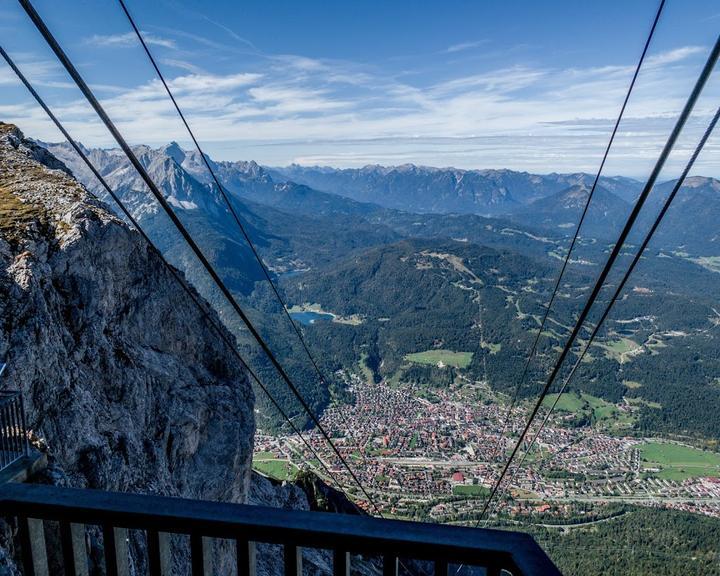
<box><xmin>0</xmin><ymin>390</ymin><xmax>29</xmax><ymax>472</ymax></box>
<box><xmin>0</xmin><ymin>482</ymin><xmax>561</xmax><ymax>576</ymax></box>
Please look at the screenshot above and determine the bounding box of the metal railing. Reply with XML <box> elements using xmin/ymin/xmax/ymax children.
<box><xmin>0</xmin><ymin>483</ymin><xmax>561</xmax><ymax>576</ymax></box>
<box><xmin>0</xmin><ymin>390</ymin><xmax>29</xmax><ymax>472</ymax></box>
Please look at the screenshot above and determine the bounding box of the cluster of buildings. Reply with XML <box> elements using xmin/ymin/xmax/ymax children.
<box><xmin>254</xmin><ymin>375</ymin><xmax>720</xmax><ymax>521</ymax></box>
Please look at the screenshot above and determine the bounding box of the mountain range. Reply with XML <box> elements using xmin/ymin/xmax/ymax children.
<box><xmin>37</xmin><ymin>137</ymin><xmax>720</xmax><ymax>436</ymax></box>
<box><xmin>273</xmin><ymin>164</ymin><xmax>643</xmax><ymax>216</ymax></box>
<box><xmin>44</xmin><ymin>139</ymin><xmax>720</xmax><ymax>255</ymax></box>
<box><xmin>513</xmin><ymin>183</ymin><xmax>631</xmax><ymax>239</ymax></box>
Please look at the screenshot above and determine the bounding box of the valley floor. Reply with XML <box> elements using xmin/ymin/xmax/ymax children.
<box><xmin>254</xmin><ymin>374</ymin><xmax>720</xmax><ymax>524</ymax></box>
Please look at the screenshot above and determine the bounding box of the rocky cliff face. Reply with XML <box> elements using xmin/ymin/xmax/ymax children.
<box><xmin>0</xmin><ymin>123</ymin><xmax>256</xmax><ymax>571</ymax></box>
<box><xmin>0</xmin><ymin>123</ymin><xmax>376</xmax><ymax>576</ymax></box>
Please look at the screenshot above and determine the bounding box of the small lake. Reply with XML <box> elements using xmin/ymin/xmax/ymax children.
<box><xmin>290</xmin><ymin>311</ymin><xmax>334</xmax><ymax>325</ymax></box>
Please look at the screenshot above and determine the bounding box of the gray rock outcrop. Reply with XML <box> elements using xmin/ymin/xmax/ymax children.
<box><xmin>0</xmin><ymin>123</ymin><xmax>255</xmax><ymax>572</ymax></box>
<box><xmin>0</xmin><ymin>123</ymin><xmax>375</xmax><ymax>576</ymax></box>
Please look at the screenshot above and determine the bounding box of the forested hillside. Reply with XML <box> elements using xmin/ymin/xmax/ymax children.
<box><xmin>522</xmin><ymin>506</ymin><xmax>720</xmax><ymax>575</ymax></box>
<box><xmin>281</xmin><ymin>236</ymin><xmax>720</xmax><ymax>439</ymax></box>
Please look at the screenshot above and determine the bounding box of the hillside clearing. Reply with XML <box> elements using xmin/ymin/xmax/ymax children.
<box><xmin>404</xmin><ymin>349</ymin><xmax>473</xmax><ymax>368</ymax></box>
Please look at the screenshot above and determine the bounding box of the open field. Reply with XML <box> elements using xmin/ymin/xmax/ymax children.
<box><xmin>623</xmin><ymin>380</ymin><xmax>643</xmax><ymax>389</ymax></box>
<box><xmin>595</xmin><ymin>337</ymin><xmax>642</xmax><ymax>363</ymax></box>
<box><xmin>543</xmin><ymin>392</ymin><xmax>587</xmax><ymax>412</ymax></box>
<box><xmin>253</xmin><ymin>451</ymin><xmax>275</xmax><ymax>459</ymax></box>
<box><xmin>253</xmin><ymin>458</ymin><xmax>299</xmax><ymax>481</ymax></box>
<box><xmin>404</xmin><ymin>349</ymin><xmax>473</xmax><ymax>368</ymax></box>
<box><xmin>542</xmin><ymin>392</ymin><xmax>633</xmax><ymax>428</ymax></box>
<box><xmin>452</xmin><ymin>484</ymin><xmax>491</xmax><ymax>497</ymax></box>
<box><xmin>626</xmin><ymin>396</ymin><xmax>662</xmax><ymax>409</ymax></box>
<box><xmin>480</xmin><ymin>341</ymin><xmax>502</xmax><ymax>354</ymax></box>
<box><xmin>359</xmin><ymin>352</ymin><xmax>375</xmax><ymax>385</ymax></box>
<box><xmin>409</xmin><ymin>432</ymin><xmax>419</xmax><ymax>449</ymax></box>
<box><xmin>640</xmin><ymin>441</ymin><xmax>720</xmax><ymax>481</ymax></box>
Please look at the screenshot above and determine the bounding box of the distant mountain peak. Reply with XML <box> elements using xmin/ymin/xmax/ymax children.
<box><xmin>560</xmin><ymin>183</ymin><xmax>592</xmax><ymax>201</ymax></box>
<box><xmin>680</xmin><ymin>175</ymin><xmax>720</xmax><ymax>191</ymax></box>
<box><xmin>161</xmin><ymin>141</ymin><xmax>186</xmax><ymax>165</ymax></box>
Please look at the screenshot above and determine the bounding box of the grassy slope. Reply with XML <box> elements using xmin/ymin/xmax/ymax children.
<box><xmin>405</xmin><ymin>349</ymin><xmax>474</xmax><ymax>368</ymax></box>
<box><xmin>639</xmin><ymin>441</ymin><xmax>720</xmax><ymax>480</ymax></box>
<box><xmin>542</xmin><ymin>392</ymin><xmax>632</xmax><ymax>427</ymax></box>
<box><xmin>252</xmin><ymin>458</ymin><xmax>299</xmax><ymax>481</ymax></box>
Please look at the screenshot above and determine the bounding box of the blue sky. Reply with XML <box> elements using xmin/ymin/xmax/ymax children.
<box><xmin>1</xmin><ymin>0</ymin><xmax>719</xmax><ymax>176</ymax></box>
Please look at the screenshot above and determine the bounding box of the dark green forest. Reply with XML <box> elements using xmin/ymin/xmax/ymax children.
<box><xmin>273</xmin><ymin>236</ymin><xmax>720</xmax><ymax>440</ymax></box>
<box><xmin>518</xmin><ymin>507</ymin><xmax>720</xmax><ymax>575</ymax></box>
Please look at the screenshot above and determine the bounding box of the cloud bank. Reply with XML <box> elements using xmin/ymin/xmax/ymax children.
<box><xmin>2</xmin><ymin>33</ymin><xmax>718</xmax><ymax>177</ymax></box>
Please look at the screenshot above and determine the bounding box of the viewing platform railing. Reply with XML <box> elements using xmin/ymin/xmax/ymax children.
<box><xmin>0</xmin><ymin>390</ymin><xmax>29</xmax><ymax>473</ymax></box>
<box><xmin>0</xmin><ymin>482</ymin><xmax>561</xmax><ymax>576</ymax></box>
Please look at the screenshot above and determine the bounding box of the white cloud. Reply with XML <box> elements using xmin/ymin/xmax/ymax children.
<box><xmin>149</xmin><ymin>26</ymin><xmax>231</xmax><ymax>52</ymax></box>
<box><xmin>84</xmin><ymin>31</ymin><xmax>176</xmax><ymax>49</ymax></box>
<box><xmin>270</xmin><ymin>54</ymin><xmax>327</xmax><ymax>72</ymax></box>
<box><xmin>445</xmin><ymin>40</ymin><xmax>488</xmax><ymax>54</ymax></box>
<box><xmin>4</xmin><ymin>41</ymin><xmax>717</xmax><ymax>176</ymax></box>
<box><xmin>166</xmin><ymin>72</ymin><xmax>262</xmax><ymax>93</ymax></box>
<box><xmin>159</xmin><ymin>58</ymin><xmax>205</xmax><ymax>74</ymax></box>
<box><xmin>0</xmin><ymin>57</ymin><xmax>75</xmax><ymax>89</ymax></box>
<box><xmin>201</xmin><ymin>16</ymin><xmax>258</xmax><ymax>51</ymax></box>
<box><xmin>644</xmin><ymin>46</ymin><xmax>706</xmax><ymax>67</ymax></box>
<box><xmin>431</xmin><ymin>66</ymin><xmax>547</xmax><ymax>95</ymax></box>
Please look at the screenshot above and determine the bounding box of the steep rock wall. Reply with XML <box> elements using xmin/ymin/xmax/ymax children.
<box><xmin>0</xmin><ymin>123</ymin><xmax>255</xmax><ymax>571</ymax></box>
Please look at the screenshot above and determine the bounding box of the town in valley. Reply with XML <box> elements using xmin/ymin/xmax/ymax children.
<box><xmin>255</xmin><ymin>369</ymin><xmax>720</xmax><ymax>524</ymax></box>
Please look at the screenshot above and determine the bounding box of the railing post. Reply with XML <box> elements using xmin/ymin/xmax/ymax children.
<box><xmin>103</xmin><ymin>525</ymin><xmax>129</xmax><ymax>576</ymax></box>
<box><xmin>148</xmin><ymin>530</ymin><xmax>172</xmax><ymax>576</ymax></box>
<box><xmin>284</xmin><ymin>544</ymin><xmax>302</xmax><ymax>576</ymax></box>
<box><xmin>2</xmin><ymin>402</ymin><xmax>13</xmax><ymax>467</ymax></box>
<box><xmin>17</xmin><ymin>517</ymin><xmax>49</xmax><ymax>576</ymax></box>
<box><xmin>236</xmin><ymin>540</ymin><xmax>256</xmax><ymax>576</ymax></box>
<box><xmin>11</xmin><ymin>395</ymin><xmax>22</xmax><ymax>456</ymax></box>
<box><xmin>0</xmin><ymin>392</ymin><xmax>29</xmax><ymax>471</ymax></box>
<box><xmin>333</xmin><ymin>549</ymin><xmax>350</xmax><ymax>576</ymax></box>
<box><xmin>434</xmin><ymin>559</ymin><xmax>448</xmax><ymax>576</ymax></box>
<box><xmin>59</xmin><ymin>522</ymin><xmax>88</xmax><ymax>576</ymax></box>
<box><xmin>5</xmin><ymin>400</ymin><xmax>16</xmax><ymax>457</ymax></box>
<box><xmin>190</xmin><ymin>534</ymin><xmax>212</xmax><ymax>576</ymax></box>
<box><xmin>18</xmin><ymin>390</ymin><xmax>30</xmax><ymax>457</ymax></box>
<box><xmin>0</xmin><ymin>403</ymin><xmax>9</xmax><ymax>469</ymax></box>
<box><xmin>383</xmin><ymin>555</ymin><xmax>398</xmax><ymax>576</ymax></box>
<box><xmin>8</xmin><ymin>396</ymin><xmax>22</xmax><ymax>461</ymax></box>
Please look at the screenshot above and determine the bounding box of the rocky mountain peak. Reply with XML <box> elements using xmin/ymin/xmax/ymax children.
<box><xmin>161</xmin><ymin>141</ymin><xmax>186</xmax><ymax>165</ymax></box>
<box><xmin>227</xmin><ymin>159</ymin><xmax>268</xmax><ymax>180</ymax></box>
<box><xmin>0</xmin><ymin>122</ymin><xmax>255</xmax><ymax>505</ymax></box>
<box><xmin>560</xmin><ymin>183</ymin><xmax>592</xmax><ymax>206</ymax></box>
<box><xmin>681</xmin><ymin>175</ymin><xmax>720</xmax><ymax>192</ymax></box>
